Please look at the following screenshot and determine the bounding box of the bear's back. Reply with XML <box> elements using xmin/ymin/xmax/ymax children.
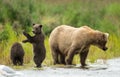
<box><xmin>50</xmin><ymin>25</ymin><xmax>76</xmax><ymax>37</ymax></box>
<box><xmin>49</xmin><ymin>25</ymin><xmax>76</xmax><ymax>44</ymax></box>
<box><xmin>50</xmin><ymin>25</ymin><xmax>94</xmax><ymax>38</ymax></box>
<box><xmin>49</xmin><ymin>25</ymin><xmax>95</xmax><ymax>46</ymax></box>
<box><xmin>11</xmin><ymin>42</ymin><xmax>24</xmax><ymax>57</ymax></box>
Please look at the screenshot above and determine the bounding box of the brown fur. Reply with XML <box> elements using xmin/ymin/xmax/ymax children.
<box><xmin>22</xmin><ymin>24</ymin><xmax>46</xmax><ymax>67</ymax></box>
<box><xmin>10</xmin><ymin>42</ymin><xmax>24</xmax><ymax>66</ymax></box>
<box><xmin>49</xmin><ymin>25</ymin><xmax>109</xmax><ymax>66</ymax></box>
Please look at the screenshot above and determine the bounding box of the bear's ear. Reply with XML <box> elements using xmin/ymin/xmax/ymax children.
<box><xmin>104</xmin><ymin>33</ymin><xmax>109</xmax><ymax>39</ymax></box>
<box><xmin>32</xmin><ymin>23</ymin><xmax>35</xmax><ymax>26</ymax></box>
<box><xmin>39</xmin><ymin>25</ymin><xmax>42</xmax><ymax>28</ymax></box>
<box><xmin>103</xmin><ymin>33</ymin><xmax>109</xmax><ymax>40</ymax></box>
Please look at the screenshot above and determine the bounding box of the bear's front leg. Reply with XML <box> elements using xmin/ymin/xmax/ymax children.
<box><xmin>65</xmin><ymin>47</ymin><xmax>75</xmax><ymax>65</ymax></box>
<box><xmin>80</xmin><ymin>49</ymin><xmax>89</xmax><ymax>67</ymax></box>
<box><xmin>23</xmin><ymin>32</ymin><xmax>34</xmax><ymax>43</ymax></box>
<box><xmin>23</xmin><ymin>32</ymin><xmax>32</xmax><ymax>39</ymax></box>
<box><xmin>22</xmin><ymin>39</ymin><xmax>29</xmax><ymax>43</ymax></box>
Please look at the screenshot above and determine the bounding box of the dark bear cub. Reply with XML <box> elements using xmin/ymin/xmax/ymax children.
<box><xmin>10</xmin><ymin>42</ymin><xmax>25</xmax><ymax>66</ymax></box>
<box><xmin>22</xmin><ymin>24</ymin><xmax>46</xmax><ymax>68</ymax></box>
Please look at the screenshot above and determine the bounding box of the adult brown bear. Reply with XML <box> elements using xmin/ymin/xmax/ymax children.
<box><xmin>23</xmin><ymin>24</ymin><xmax>46</xmax><ymax>68</ymax></box>
<box><xmin>49</xmin><ymin>25</ymin><xmax>109</xmax><ymax>66</ymax></box>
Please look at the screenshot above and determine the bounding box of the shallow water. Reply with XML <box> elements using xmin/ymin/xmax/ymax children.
<box><xmin>1</xmin><ymin>58</ymin><xmax>120</xmax><ymax>77</ymax></box>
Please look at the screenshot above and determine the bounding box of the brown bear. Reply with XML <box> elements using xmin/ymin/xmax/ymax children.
<box><xmin>22</xmin><ymin>24</ymin><xmax>46</xmax><ymax>67</ymax></box>
<box><xmin>49</xmin><ymin>25</ymin><xmax>109</xmax><ymax>66</ymax></box>
<box><xmin>10</xmin><ymin>42</ymin><xmax>25</xmax><ymax>66</ymax></box>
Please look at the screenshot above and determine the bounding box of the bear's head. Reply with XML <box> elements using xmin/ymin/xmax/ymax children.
<box><xmin>94</xmin><ymin>31</ymin><xmax>109</xmax><ymax>51</ymax></box>
<box><xmin>32</xmin><ymin>24</ymin><xmax>42</xmax><ymax>34</ymax></box>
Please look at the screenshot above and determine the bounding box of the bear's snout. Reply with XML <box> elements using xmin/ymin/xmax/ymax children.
<box><xmin>103</xmin><ymin>47</ymin><xmax>108</xmax><ymax>51</ymax></box>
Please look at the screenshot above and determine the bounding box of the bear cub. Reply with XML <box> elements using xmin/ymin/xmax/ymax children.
<box><xmin>10</xmin><ymin>42</ymin><xmax>25</xmax><ymax>66</ymax></box>
<box><xmin>23</xmin><ymin>24</ymin><xmax>46</xmax><ymax>67</ymax></box>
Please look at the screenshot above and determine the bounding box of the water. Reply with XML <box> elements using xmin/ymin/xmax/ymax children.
<box><xmin>1</xmin><ymin>58</ymin><xmax>120</xmax><ymax>77</ymax></box>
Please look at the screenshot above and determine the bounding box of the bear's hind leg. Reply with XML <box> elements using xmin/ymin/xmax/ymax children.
<box><xmin>19</xmin><ymin>58</ymin><xmax>23</xmax><ymax>66</ymax></box>
<box><xmin>34</xmin><ymin>56</ymin><xmax>42</xmax><ymax>68</ymax></box>
<box><xmin>80</xmin><ymin>50</ymin><xmax>89</xmax><ymax>67</ymax></box>
<box><xmin>51</xmin><ymin>48</ymin><xmax>60</xmax><ymax>65</ymax></box>
<box><xmin>12</xmin><ymin>58</ymin><xmax>17</xmax><ymax>65</ymax></box>
<box><xmin>36</xmin><ymin>64</ymin><xmax>41</xmax><ymax>68</ymax></box>
<box><xmin>35</xmin><ymin>60</ymin><xmax>41</xmax><ymax>68</ymax></box>
<box><xmin>13</xmin><ymin>60</ymin><xmax>17</xmax><ymax>65</ymax></box>
<box><xmin>60</xmin><ymin>53</ymin><xmax>65</xmax><ymax>64</ymax></box>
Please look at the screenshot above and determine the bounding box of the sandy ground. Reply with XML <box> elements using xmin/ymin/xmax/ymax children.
<box><xmin>1</xmin><ymin>58</ymin><xmax>120</xmax><ymax>77</ymax></box>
